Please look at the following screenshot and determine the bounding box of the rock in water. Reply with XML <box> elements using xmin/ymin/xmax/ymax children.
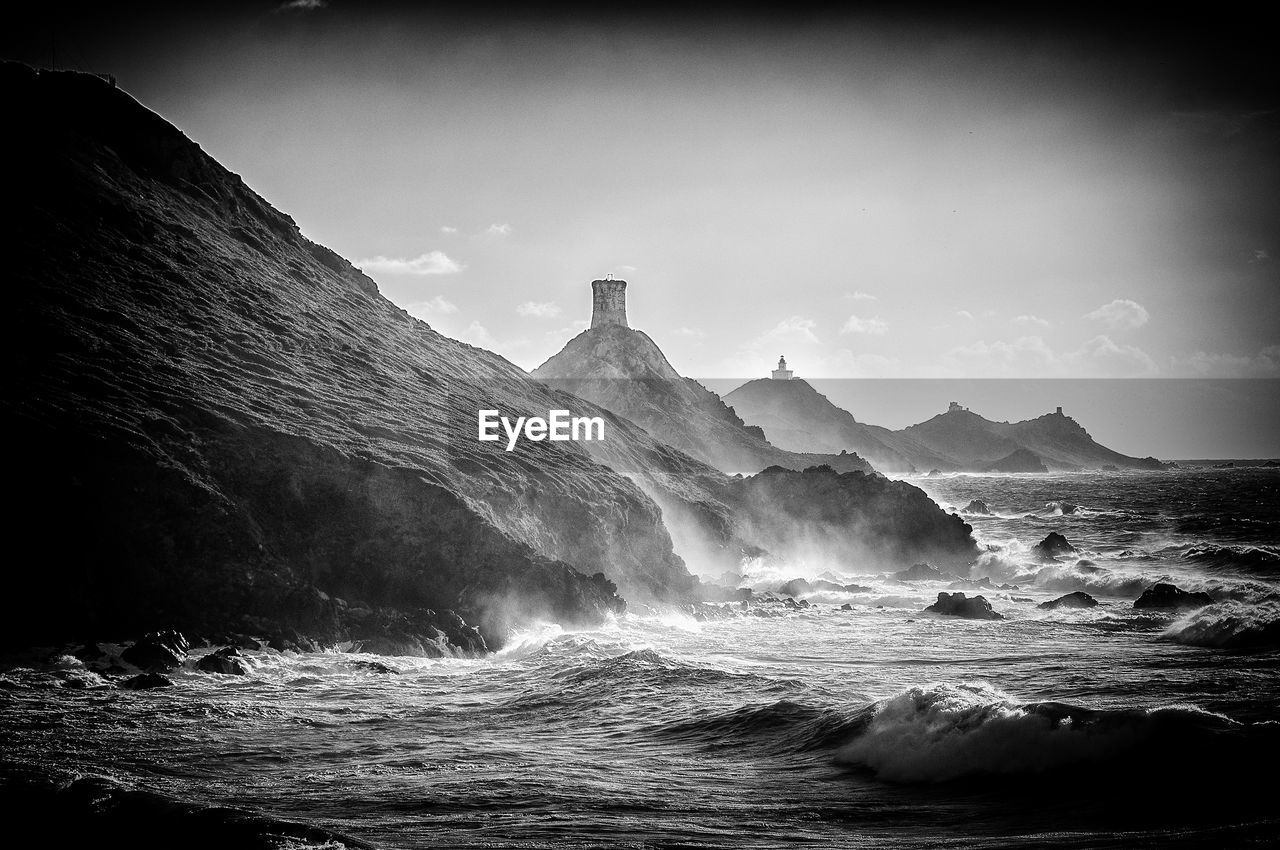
<box><xmin>963</xmin><ymin>500</ymin><xmax>991</xmax><ymax>515</ymax></box>
<box><xmin>120</xmin><ymin>673</ymin><xmax>174</xmax><ymax>690</ymax></box>
<box><xmin>1038</xmin><ymin>591</ymin><xmax>1098</xmax><ymax>610</ymax></box>
<box><xmin>121</xmin><ymin>631</ymin><xmax>189</xmax><ymax>672</ymax></box>
<box><xmin>1134</xmin><ymin>583</ymin><xmax>1215</xmax><ymax>611</ymax></box>
<box><xmin>1032</xmin><ymin>533</ymin><xmax>1077</xmax><ymax>561</ymax></box>
<box><xmin>924</xmin><ymin>592</ymin><xmax>1004</xmax><ymax>620</ymax></box>
<box><xmin>196</xmin><ymin>646</ymin><xmax>250</xmax><ymax>675</ymax></box>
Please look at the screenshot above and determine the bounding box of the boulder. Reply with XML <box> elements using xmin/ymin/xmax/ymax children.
<box><xmin>963</xmin><ymin>499</ymin><xmax>991</xmax><ymax>515</ymax></box>
<box><xmin>924</xmin><ymin>592</ymin><xmax>1003</xmax><ymax>620</ymax></box>
<box><xmin>1134</xmin><ymin>583</ymin><xmax>1214</xmax><ymax>611</ymax></box>
<box><xmin>1038</xmin><ymin>591</ymin><xmax>1098</xmax><ymax>610</ymax></box>
<box><xmin>121</xmin><ymin>630</ymin><xmax>189</xmax><ymax>672</ymax></box>
<box><xmin>120</xmin><ymin>672</ymin><xmax>173</xmax><ymax>690</ymax></box>
<box><xmin>1031</xmin><ymin>532</ymin><xmax>1076</xmax><ymax>561</ymax></box>
<box><xmin>196</xmin><ymin>646</ymin><xmax>250</xmax><ymax>675</ymax></box>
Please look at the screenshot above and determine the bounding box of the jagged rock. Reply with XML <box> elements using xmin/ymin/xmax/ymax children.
<box><xmin>196</xmin><ymin>646</ymin><xmax>250</xmax><ymax>675</ymax></box>
<box><xmin>963</xmin><ymin>500</ymin><xmax>991</xmax><ymax>515</ymax></box>
<box><xmin>924</xmin><ymin>592</ymin><xmax>1003</xmax><ymax>620</ymax></box>
<box><xmin>121</xmin><ymin>631</ymin><xmax>189</xmax><ymax>672</ymax></box>
<box><xmin>120</xmin><ymin>673</ymin><xmax>174</xmax><ymax>690</ymax></box>
<box><xmin>1032</xmin><ymin>532</ymin><xmax>1077</xmax><ymax>561</ymax></box>
<box><xmin>1134</xmin><ymin>583</ymin><xmax>1214</xmax><ymax>611</ymax></box>
<box><xmin>840</xmin><ymin>603</ymin><xmax>854</xmax><ymax>611</ymax></box>
<box><xmin>1038</xmin><ymin>591</ymin><xmax>1098</xmax><ymax>610</ymax></box>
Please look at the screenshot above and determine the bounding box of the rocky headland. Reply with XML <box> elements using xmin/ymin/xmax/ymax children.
<box><xmin>4</xmin><ymin>64</ymin><xmax>979</xmax><ymax>654</ymax></box>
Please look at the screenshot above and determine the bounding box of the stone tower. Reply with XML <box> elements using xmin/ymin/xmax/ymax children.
<box><xmin>590</xmin><ymin>277</ymin><xmax>629</xmax><ymax>329</ymax></box>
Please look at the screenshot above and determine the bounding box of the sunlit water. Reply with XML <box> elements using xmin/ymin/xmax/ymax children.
<box><xmin>2</xmin><ymin>468</ymin><xmax>1278</xmax><ymax>847</ymax></box>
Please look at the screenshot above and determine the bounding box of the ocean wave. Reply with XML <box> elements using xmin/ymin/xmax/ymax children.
<box><xmin>652</xmin><ymin>699</ymin><xmax>864</xmax><ymax>754</ymax></box>
<box><xmin>1163</xmin><ymin>601</ymin><xmax>1280</xmax><ymax>649</ymax></box>
<box><xmin>833</xmin><ymin>681</ymin><xmax>1254</xmax><ymax>783</ymax></box>
<box><xmin>1182</xmin><ymin>545</ymin><xmax>1280</xmax><ymax>571</ymax></box>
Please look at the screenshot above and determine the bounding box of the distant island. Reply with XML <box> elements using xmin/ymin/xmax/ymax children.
<box><xmin>724</xmin><ymin>377</ymin><xmax>1172</xmax><ymax>473</ymax></box>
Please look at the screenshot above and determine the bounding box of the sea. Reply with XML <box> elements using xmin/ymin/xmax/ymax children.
<box><xmin>2</xmin><ymin>466</ymin><xmax>1278</xmax><ymax>848</ymax></box>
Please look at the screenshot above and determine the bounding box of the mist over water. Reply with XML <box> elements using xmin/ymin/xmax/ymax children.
<box><xmin>2</xmin><ymin>467</ymin><xmax>1278</xmax><ymax>847</ymax></box>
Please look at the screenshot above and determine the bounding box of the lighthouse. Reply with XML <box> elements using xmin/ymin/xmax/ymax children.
<box><xmin>771</xmin><ymin>356</ymin><xmax>793</xmax><ymax>380</ymax></box>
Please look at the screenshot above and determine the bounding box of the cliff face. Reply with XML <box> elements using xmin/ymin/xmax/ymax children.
<box><xmin>532</xmin><ymin>325</ymin><xmax>874</xmax><ymax>475</ymax></box>
<box><xmin>724</xmin><ymin>377</ymin><xmax>1167</xmax><ymax>473</ymax></box>
<box><xmin>4</xmin><ymin>65</ymin><xmax>703</xmax><ymax>648</ymax></box>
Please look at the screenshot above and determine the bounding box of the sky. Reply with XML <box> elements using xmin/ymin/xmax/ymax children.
<box><xmin>5</xmin><ymin>3</ymin><xmax>1278</xmax><ymax>453</ymax></box>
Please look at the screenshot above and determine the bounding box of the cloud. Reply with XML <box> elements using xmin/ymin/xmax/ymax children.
<box><xmin>1086</xmin><ymin>298</ymin><xmax>1149</xmax><ymax>329</ymax></box>
<box><xmin>457</xmin><ymin>321</ymin><xmax>500</xmax><ymax>350</ymax></box>
<box><xmin>617</xmin><ymin>265</ymin><xmax>638</xmax><ymax>273</ymax></box>
<box><xmin>942</xmin><ymin>334</ymin><xmax>1156</xmax><ymax>377</ymax></box>
<box><xmin>355</xmin><ymin>251</ymin><xmax>462</xmax><ymax>276</ymax></box>
<box><xmin>1013</xmin><ymin>314</ymin><xmax>1050</xmax><ymax>327</ymax></box>
<box><xmin>840</xmin><ymin>314</ymin><xmax>889</xmax><ymax>335</ymax></box>
<box><xmin>516</xmin><ymin>301</ymin><xmax>562</xmax><ymax>318</ymax></box>
<box><xmin>844</xmin><ymin>291</ymin><xmax>878</xmax><ymax>302</ymax></box>
<box><xmin>1254</xmin><ymin>249</ymin><xmax>1270</xmax><ymax>263</ymax></box>
<box><xmin>761</xmin><ymin>316</ymin><xmax>821</xmax><ymax>345</ymax></box>
<box><xmin>440</xmin><ymin>226</ymin><xmax>457</xmax><ymax>234</ymax></box>
<box><xmin>956</xmin><ymin>310</ymin><xmax>975</xmax><ymax>320</ymax></box>
<box><xmin>673</xmin><ymin>326</ymin><xmax>707</xmax><ymax>339</ymax></box>
<box><xmin>405</xmin><ymin>296</ymin><xmax>458</xmax><ymax>319</ymax></box>
<box><xmin>276</xmin><ymin>0</ymin><xmax>326</xmax><ymax>11</ymax></box>
<box><xmin>1170</xmin><ymin>344</ymin><xmax>1280</xmax><ymax>377</ymax></box>
<box><xmin>487</xmin><ymin>223</ymin><xmax>512</xmax><ymax>236</ymax></box>
<box><xmin>1066</xmin><ymin>335</ymin><xmax>1157</xmax><ymax>375</ymax></box>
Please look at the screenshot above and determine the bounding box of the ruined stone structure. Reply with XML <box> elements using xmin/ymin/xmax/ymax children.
<box><xmin>771</xmin><ymin>356</ymin><xmax>793</xmax><ymax>380</ymax></box>
<box><xmin>590</xmin><ymin>277</ymin><xmax>629</xmax><ymax>329</ymax></box>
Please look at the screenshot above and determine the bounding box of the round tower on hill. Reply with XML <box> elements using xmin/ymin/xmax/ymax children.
<box><xmin>590</xmin><ymin>277</ymin><xmax>629</xmax><ymax>329</ymax></box>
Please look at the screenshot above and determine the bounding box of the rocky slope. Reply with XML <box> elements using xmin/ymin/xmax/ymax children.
<box><xmin>532</xmin><ymin>324</ymin><xmax>874</xmax><ymax>475</ymax></box>
<box><xmin>725</xmin><ymin>379</ymin><xmax>1167</xmax><ymax>472</ymax></box>
<box><xmin>4</xmin><ymin>65</ymin><xmax>978</xmax><ymax>650</ymax></box>
<box><xmin>5</xmin><ymin>64</ymin><xmax>709</xmax><ymax>649</ymax></box>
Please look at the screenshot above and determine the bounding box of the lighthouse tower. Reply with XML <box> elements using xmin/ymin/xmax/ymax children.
<box><xmin>771</xmin><ymin>356</ymin><xmax>794</xmax><ymax>380</ymax></box>
<box><xmin>590</xmin><ymin>277</ymin><xmax>629</xmax><ymax>329</ymax></box>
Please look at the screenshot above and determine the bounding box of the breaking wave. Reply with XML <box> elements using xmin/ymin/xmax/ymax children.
<box><xmin>1163</xmin><ymin>601</ymin><xmax>1280</xmax><ymax>649</ymax></box>
<box><xmin>832</xmin><ymin>681</ymin><xmax>1256</xmax><ymax>783</ymax></box>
